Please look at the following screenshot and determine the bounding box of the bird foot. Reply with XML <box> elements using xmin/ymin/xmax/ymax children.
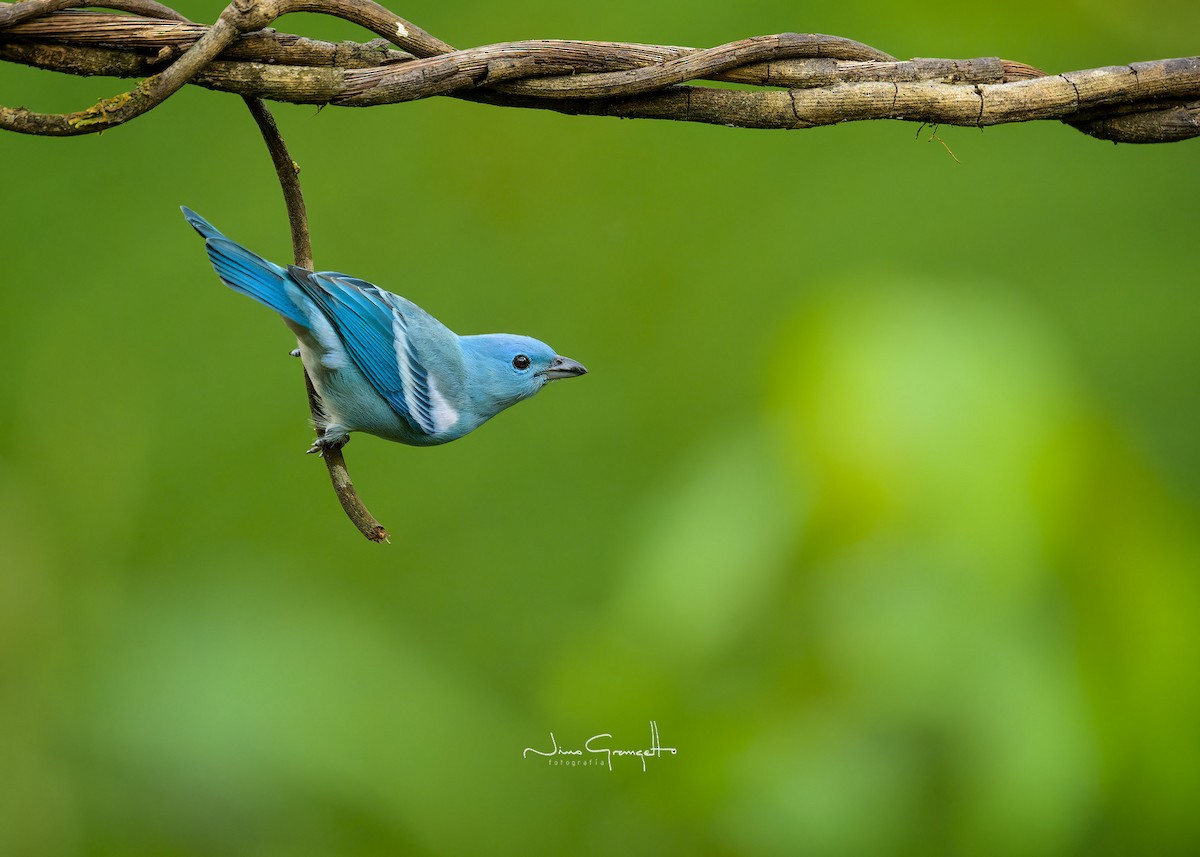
<box><xmin>306</xmin><ymin>432</ymin><xmax>349</xmax><ymax>456</ymax></box>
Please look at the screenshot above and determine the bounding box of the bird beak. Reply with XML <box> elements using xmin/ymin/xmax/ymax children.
<box><xmin>538</xmin><ymin>355</ymin><xmax>588</xmax><ymax>380</ymax></box>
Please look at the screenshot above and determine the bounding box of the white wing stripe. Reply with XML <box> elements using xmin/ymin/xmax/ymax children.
<box><xmin>426</xmin><ymin>374</ymin><xmax>460</xmax><ymax>434</ymax></box>
<box><xmin>391</xmin><ymin>315</ymin><xmax>432</xmax><ymax>433</ymax></box>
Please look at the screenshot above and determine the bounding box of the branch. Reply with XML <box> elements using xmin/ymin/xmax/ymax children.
<box><xmin>0</xmin><ymin>0</ymin><xmax>186</xmax><ymax>27</ymax></box>
<box><xmin>243</xmin><ymin>95</ymin><xmax>389</xmax><ymax>543</ymax></box>
<box><xmin>0</xmin><ymin>1</ymin><xmax>262</xmax><ymax>133</ymax></box>
<box><xmin>1</xmin><ymin>1</ymin><xmax>1197</xmax><ymax>143</ymax></box>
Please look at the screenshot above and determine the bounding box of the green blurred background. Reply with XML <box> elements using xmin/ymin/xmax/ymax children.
<box><xmin>3</xmin><ymin>1</ymin><xmax>1200</xmax><ymax>854</ymax></box>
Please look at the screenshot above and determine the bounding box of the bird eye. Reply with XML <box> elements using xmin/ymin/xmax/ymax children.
<box><xmin>512</xmin><ymin>354</ymin><xmax>531</xmax><ymax>370</ymax></box>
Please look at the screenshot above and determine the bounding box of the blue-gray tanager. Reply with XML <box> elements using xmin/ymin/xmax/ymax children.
<box><xmin>182</xmin><ymin>207</ymin><xmax>586</xmax><ymax>453</ymax></box>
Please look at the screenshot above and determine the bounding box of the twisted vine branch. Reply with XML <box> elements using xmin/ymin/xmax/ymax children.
<box><xmin>3</xmin><ymin>1</ymin><xmax>1197</xmax><ymax>539</ymax></box>
<box><xmin>2</xmin><ymin>0</ymin><xmax>1199</xmax><ymax>142</ymax></box>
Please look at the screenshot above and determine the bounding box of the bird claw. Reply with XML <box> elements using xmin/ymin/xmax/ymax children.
<box><xmin>289</xmin><ymin>348</ymin><xmax>301</xmax><ymax>358</ymax></box>
<box><xmin>306</xmin><ymin>432</ymin><xmax>349</xmax><ymax>456</ymax></box>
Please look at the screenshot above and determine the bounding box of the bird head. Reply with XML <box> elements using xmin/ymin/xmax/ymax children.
<box><xmin>460</xmin><ymin>333</ymin><xmax>587</xmax><ymax>417</ymax></box>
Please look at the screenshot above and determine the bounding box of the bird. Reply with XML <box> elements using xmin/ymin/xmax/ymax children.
<box><xmin>182</xmin><ymin>207</ymin><xmax>587</xmax><ymax>453</ymax></box>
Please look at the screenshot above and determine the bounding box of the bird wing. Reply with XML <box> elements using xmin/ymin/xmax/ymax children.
<box><xmin>287</xmin><ymin>268</ymin><xmax>462</xmax><ymax>436</ymax></box>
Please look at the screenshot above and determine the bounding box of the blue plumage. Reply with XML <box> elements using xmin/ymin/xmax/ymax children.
<box><xmin>182</xmin><ymin>207</ymin><xmax>586</xmax><ymax>451</ymax></box>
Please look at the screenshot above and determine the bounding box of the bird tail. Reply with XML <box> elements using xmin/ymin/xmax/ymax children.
<box><xmin>180</xmin><ymin>206</ymin><xmax>307</xmax><ymax>327</ymax></box>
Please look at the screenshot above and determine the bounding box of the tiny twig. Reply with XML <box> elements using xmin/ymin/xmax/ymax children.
<box><xmin>243</xmin><ymin>94</ymin><xmax>390</xmax><ymax>542</ymax></box>
<box><xmin>922</xmin><ymin>123</ymin><xmax>961</xmax><ymax>162</ymax></box>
